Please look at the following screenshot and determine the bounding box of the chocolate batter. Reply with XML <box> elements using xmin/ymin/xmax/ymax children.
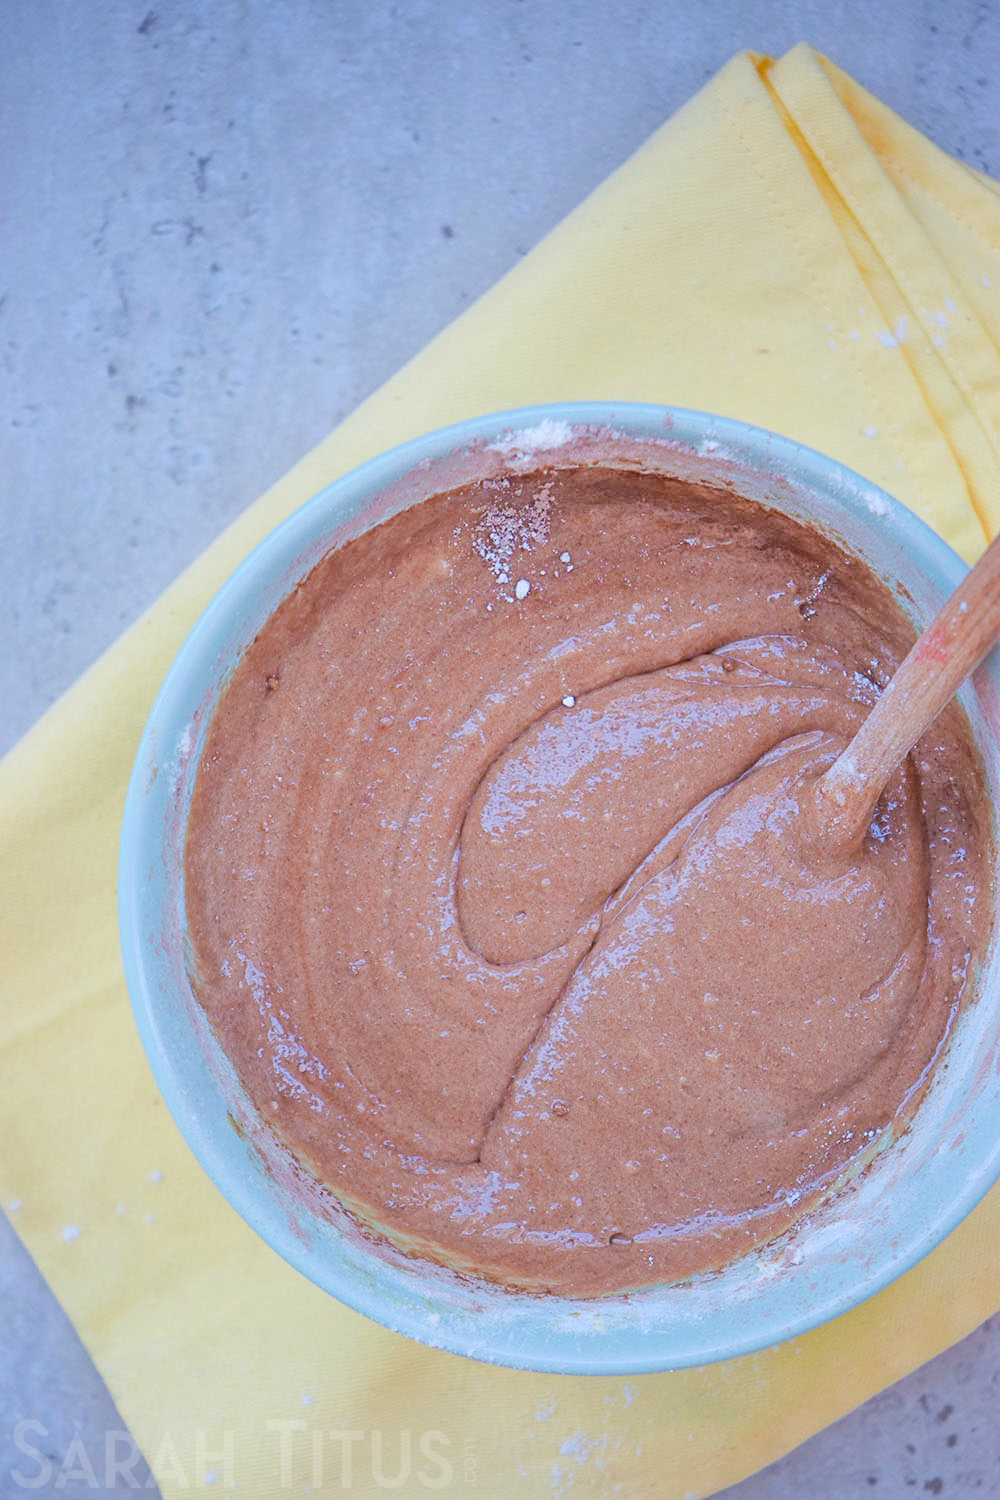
<box><xmin>185</xmin><ymin>463</ymin><xmax>992</xmax><ymax>1294</ymax></box>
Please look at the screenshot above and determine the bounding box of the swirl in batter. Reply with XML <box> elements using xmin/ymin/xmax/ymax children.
<box><xmin>185</xmin><ymin>464</ymin><xmax>991</xmax><ymax>1293</ymax></box>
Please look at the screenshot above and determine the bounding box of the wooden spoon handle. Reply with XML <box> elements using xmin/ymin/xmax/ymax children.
<box><xmin>815</xmin><ymin>529</ymin><xmax>1000</xmax><ymax>850</ymax></box>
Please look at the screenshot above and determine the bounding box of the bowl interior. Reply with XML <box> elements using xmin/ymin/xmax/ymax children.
<box><xmin>119</xmin><ymin>402</ymin><xmax>1000</xmax><ymax>1374</ymax></box>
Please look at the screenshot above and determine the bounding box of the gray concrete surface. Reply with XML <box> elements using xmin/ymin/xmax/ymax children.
<box><xmin>2</xmin><ymin>1</ymin><xmax>999</xmax><ymax>1495</ymax></box>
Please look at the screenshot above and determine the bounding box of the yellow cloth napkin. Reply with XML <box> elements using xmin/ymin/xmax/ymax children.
<box><xmin>3</xmin><ymin>42</ymin><xmax>1000</xmax><ymax>1500</ymax></box>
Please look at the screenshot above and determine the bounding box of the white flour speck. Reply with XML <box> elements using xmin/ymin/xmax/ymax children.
<box><xmin>536</xmin><ymin>1400</ymin><xmax>557</xmax><ymax>1422</ymax></box>
<box><xmin>983</xmin><ymin>274</ymin><xmax>992</xmax><ymax>288</ymax></box>
<box><xmin>301</xmin><ymin>1393</ymin><xmax>314</xmax><ymax>1406</ymax></box>
<box><xmin>474</xmin><ymin>482</ymin><xmax>553</xmax><ymax>584</ymax></box>
<box><xmin>515</xmin><ymin>578</ymin><xmax>531</xmax><ymax>600</ymax></box>
<box><xmin>150</xmin><ymin>1169</ymin><xmax>164</xmax><ymax>1184</ymax></box>
<box><xmin>562</xmin><ymin>695</ymin><xmax>576</xmax><ymax>707</ymax></box>
<box><xmin>488</xmin><ymin>420</ymin><xmax>573</xmax><ymax>461</ymax></box>
<box><xmin>61</xmin><ymin>1225</ymin><xmax>80</xmax><ymax>1242</ymax></box>
<box><xmin>115</xmin><ymin>1203</ymin><xmax>128</xmax><ymax>1215</ymax></box>
<box><xmin>877</xmin><ymin>315</ymin><xmax>908</xmax><ymax>349</ymax></box>
<box><xmin>560</xmin><ymin>1432</ymin><xmax>602</xmax><ymax>1463</ymax></box>
<box><xmin>7</xmin><ymin>1199</ymin><xmax>20</xmax><ymax>1214</ymax></box>
<box><xmin>238</xmin><ymin>952</ymin><xmax>270</xmax><ymax>1004</ymax></box>
<box><xmin>144</xmin><ymin>1212</ymin><xmax>155</xmax><ymax>1224</ymax></box>
<box><xmin>862</xmin><ymin>425</ymin><xmax>879</xmax><ymax>439</ymax></box>
<box><xmin>622</xmin><ymin>1384</ymin><xmax>635</xmax><ymax>1407</ymax></box>
<box><xmin>560</xmin><ymin>552</ymin><xmax>571</xmax><ymax>564</ymax></box>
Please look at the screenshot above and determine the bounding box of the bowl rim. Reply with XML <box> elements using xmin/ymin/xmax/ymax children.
<box><xmin>119</xmin><ymin>400</ymin><xmax>1000</xmax><ymax>1374</ymax></box>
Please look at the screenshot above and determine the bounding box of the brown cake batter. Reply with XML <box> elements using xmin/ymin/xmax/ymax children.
<box><xmin>185</xmin><ymin>462</ymin><xmax>992</xmax><ymax>1294</ymax></box>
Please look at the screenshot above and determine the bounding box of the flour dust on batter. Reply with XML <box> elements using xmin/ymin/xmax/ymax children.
<box><xmin>185</xmin><ymin>465</ymin><xmax>991</xmax><ymax>1294</ymax></box>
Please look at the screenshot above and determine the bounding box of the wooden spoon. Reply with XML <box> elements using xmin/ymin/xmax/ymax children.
<box><xmin>814</xmin><ymin>529</ymin><xmax>1000</xmax><ymax>852</ymax></box>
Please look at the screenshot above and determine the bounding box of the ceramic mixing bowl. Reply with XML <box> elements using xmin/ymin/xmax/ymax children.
<box><xmin>119</xmin><ymin>403</ymin><xmax>1000</xmax><ymax>1373</ymax></box>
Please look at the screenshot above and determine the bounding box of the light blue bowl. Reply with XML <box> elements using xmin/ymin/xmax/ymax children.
<box><xmin>119</xmin><ymin>403</ymin><xmax>1000</xmax><ymax>1374</ymax></box>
